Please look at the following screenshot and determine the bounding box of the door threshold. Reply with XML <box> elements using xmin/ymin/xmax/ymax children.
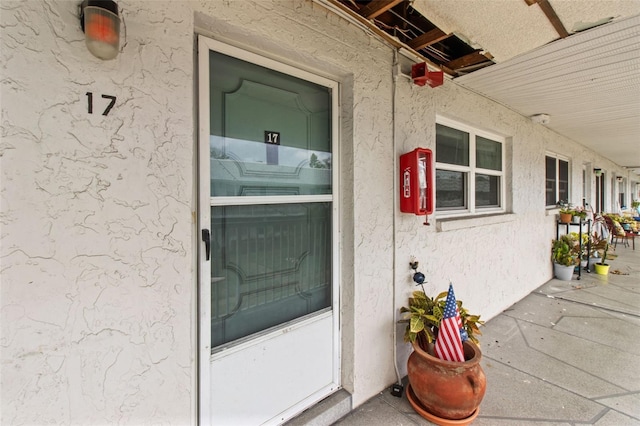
<box><xmin>284</xmin><ymin>389</ymin><xmax>352</xmax><ymax>426</ymax></box>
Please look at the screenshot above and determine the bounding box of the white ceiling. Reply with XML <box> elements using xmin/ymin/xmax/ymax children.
<box><xmin>414</xmin><ymin>0</ymin><xmax>640</xmax><ymax>176</ymax></box>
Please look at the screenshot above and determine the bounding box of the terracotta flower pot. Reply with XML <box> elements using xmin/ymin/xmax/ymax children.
<box><xmin>559</xmin><ymin>213</ymin><xmax>572</xmax><ymax>223</ymax></box>
<box><xmin>407</xmin><ymin>340</ymin><xmax>486</xmax><ymax>421</ymax></box>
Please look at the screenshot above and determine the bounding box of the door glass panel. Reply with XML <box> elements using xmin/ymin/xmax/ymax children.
<box><xmin>210</xmin><ymin>203</ymin><xmax>332</xmax><ymax>348</ymax></box>
<box><xmin>209</xmin><ymin>51</ymin><xmax>331</xmax><ymax>197</ymax></box>
<box><xmin>208</xmin><ymin>50</ymin><xmax>335</xmax><ymax>349</ymax></box>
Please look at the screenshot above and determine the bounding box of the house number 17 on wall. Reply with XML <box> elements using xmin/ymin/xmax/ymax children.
<box><xmin>86</xmin><ymin>92</ymin><xmax>116</xmax><ymax>116</ymax></box>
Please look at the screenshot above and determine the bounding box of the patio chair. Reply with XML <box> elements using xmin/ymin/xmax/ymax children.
<box><xmin>604</xmin><ymin>216</ymin><xmax>636</xmax><ymax>250</ymax></box>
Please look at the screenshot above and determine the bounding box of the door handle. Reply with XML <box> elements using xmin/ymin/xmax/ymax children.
<box><xmin>201</xmin><ymin>229</ymin><xmax>211</xmax><ymax>261</ymax></box>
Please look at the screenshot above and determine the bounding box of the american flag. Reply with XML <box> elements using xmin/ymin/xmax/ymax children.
<box><xmin>434</xmin><ymin>283</ymin><xmax>465</xmax><ymax>362</ymax></box>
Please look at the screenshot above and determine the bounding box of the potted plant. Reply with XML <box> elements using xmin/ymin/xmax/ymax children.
<box><xmin>572</xmin><ymin>206</ymin><xmax>587</xmax><ymax>223</ymax></box>
<box><xmin>551</xmin><ymin>234</ymin><xmax>579</xmax><ymax>281</ymax></box>
<box><xmin>557</xmin><ymin>200</ymin><xmax>573</xmax><ymax>223</ymax></box>
<box><xmin>570</xmin><ymin>232</ymin><xmax>589</xmax><ymax>267</ymax></box>
<box><xmin>587</xmin><ymin>232</ymin><xmax>608</xmax><ymax>268</ymax></box>
<box><xmin>399</xmin><ymin>263</ymin><xmax>486</xmax><ymax>424</ymax></box>
<box><xmin>619</xmin><ymin>214</ymin><xmax>634</xmax><ymax>231</ymax></box>
<box><xmin>594</xmin><ymin>240</ymin><xmax>611</xmax><ymax>275</ymax></box>
<box><xmin>400</xmin><ymin>289</ymin><xmax>484</xmax><ymax>348</ymax></box>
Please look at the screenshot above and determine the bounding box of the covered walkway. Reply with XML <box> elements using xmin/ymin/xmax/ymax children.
<box><xmin>335</xmin><ymin>245</ymin><xmax>640</xmax><ymax>425</ymax></box>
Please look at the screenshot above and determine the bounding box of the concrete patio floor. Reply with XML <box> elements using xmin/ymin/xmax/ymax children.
<box><xmin>334</xmin><ymin>243</ymin><xmax>640</xmax><ymax>425</ymax></box>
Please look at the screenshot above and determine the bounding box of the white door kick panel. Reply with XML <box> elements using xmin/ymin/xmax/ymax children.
<box><xmin>210</xmin><ymin>315</ymin><xmax>335</xmax><ymax>425</ymax></box>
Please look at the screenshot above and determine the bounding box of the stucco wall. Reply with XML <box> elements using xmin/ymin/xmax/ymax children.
<box><xmin>1</xmin><ymin>1</ymin><xmax>196</xmax><ymax>424</ymax></box>
<box><xmin>1</xmin><ymin>0</ymin><xmax>633</xmax><ymax>424</ymax></box>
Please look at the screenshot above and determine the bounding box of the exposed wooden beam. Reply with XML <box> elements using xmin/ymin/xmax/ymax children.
<box><xmin>407</xmin><ymin>28</ymin><xmax>450</xmax><ymax>50</ymax></box>
<box><xmin>445</xmin><ymin>51</ymin><xmax>492</xmax><ymax>71</ymax></box>
<box><xmin>538</xmin><ymin>0</ymin><xmax>569</xmax><ymax>37</ymax></box>
<box><xmin>525</xmin><ymin>0</ymin><xmax>569</xmax><ymax>38</ymax></box>
<box><xmin>323</xmin><ymin>0</ymin><xmax>448</xmax><ymax>74</ymax></box>
<box><xmin>359</xmin><ymin>0</ymin><xmax>404</xmax><ymax>20</ymax></box>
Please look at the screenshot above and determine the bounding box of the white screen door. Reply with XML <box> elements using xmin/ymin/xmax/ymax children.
<box><xmin>198</xmin><ymin>36</ymin><xmax>340</xmax><ymax>425</ymax></box>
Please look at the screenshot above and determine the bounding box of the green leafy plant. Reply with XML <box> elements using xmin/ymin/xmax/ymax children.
<box><xmin>597</xmin><ymin>241</ymin><xmax>610</xmax><ymax>265</ymax></box>
<box><xmin>605</xmin><ymin>213</ymin><xmax>633</xmax><ymax>224</ymax></box>
<box><xmin>621</xmin><ymin>214</ymin><xmax>634</xmax><ymax>224</ymax></box>
<box><xmin>399</xmin><ymin>290</ymin><xmax>484</xmax><ymax>350</ymax></box>
<box><xmin>556</xmin><ymin>200</ymin><xmax>573</xmax><ymax>214</ymax></box>
<box><xmin>570</xmin><ymin>232</ymin><xmax>589</xmax><ymax>258</ymax></box>
<box><xmin>572</xmin><ymin>206</ymin><xmax>587</xmax><ymax>219</ymax></box>
<box><xmin>551</xmin><ymin>234</ymin><xmax>580</xmax><ymax>266</ymax></box>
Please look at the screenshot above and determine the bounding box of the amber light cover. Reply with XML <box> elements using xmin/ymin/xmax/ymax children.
<box><xmin>81</xmin><ymin>0</ymin><xmax>120</xmax><ymax>60</ymax></box>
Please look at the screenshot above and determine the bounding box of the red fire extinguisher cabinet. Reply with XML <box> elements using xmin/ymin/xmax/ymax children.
<box><xmin>400</xmin><ymin>148</ymin><xmax>433</xmax><ymax>215</ymax></box>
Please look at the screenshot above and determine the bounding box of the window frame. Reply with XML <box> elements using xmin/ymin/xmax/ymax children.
<box><xmin>545</xmin><ymin>152</ymin><xmax>570</xmax><ymax>208</ymax></box>
<box><xmin>435</xmin><ymin>116</ymin><xmax>506</xmax><ymax>217</ymax></box>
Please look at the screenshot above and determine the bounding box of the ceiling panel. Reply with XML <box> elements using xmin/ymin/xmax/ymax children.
<box><xmin>454</xmin><ymin>13</ymin><xmax>640</xmax><ymax>170</ymax></box>
<box><xmin>414</xmin><ymin>0</ymin><xmax>557</xmax><ymax>62</ymax></box>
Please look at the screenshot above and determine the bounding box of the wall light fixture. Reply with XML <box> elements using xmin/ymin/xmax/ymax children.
<box><xmin>79</xmin><ymin>0</ymin><xmax>120</xmax><ymax>60</ymax></box>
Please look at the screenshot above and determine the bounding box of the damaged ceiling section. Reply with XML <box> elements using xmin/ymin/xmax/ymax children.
<box><xmin>334</xmin><ymin>0</ymin><xmax>496</xmax><ymax>77</ymax></box>
<box><xmin>333</xmin><ymin>0</ymin><xmax>638</xmax><ymax>78</ymax></box>
<box><xmin>332</xmin><ymin>0</ymin><xmax>640</xmax><ymax>170</ymax></box>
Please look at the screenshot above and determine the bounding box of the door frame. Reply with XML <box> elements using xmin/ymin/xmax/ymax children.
<box><xmin>595</xmin><ymin>171</ymin><xmax>605</xmax><ymax>213</ymax></box>
<box><xmin>196</xmin><ymin>35</ymin><xmax>341</xmax><ymax>425</ymax></box>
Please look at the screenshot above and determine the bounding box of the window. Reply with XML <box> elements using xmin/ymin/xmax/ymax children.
<box><xmin>545</xmin><ymin>154</ymin><xmax>569</xmax><ymax>207</ymax></box>
<box><xmin>435</xmin><ymin>118</ymin><xmax>505</xmax><ymax>215</ymax></box>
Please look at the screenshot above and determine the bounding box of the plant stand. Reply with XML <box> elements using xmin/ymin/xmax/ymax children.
<box><xmin>556</xmin><ymin>219</ymin><xmax>591</xmax><ymax>278</ymax></box>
